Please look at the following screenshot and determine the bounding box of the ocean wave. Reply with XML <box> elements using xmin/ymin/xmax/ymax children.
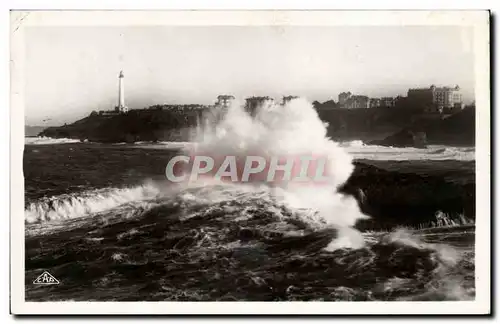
<box><xmin>25</xmin><ymin>182</ymin><xmax>475</xmax><ymax>301</ymax></box>
<box><xmin>25</xmin><ymin>180</ymin><xmax>473</xmax><ymax>242</ymax></box>
<box><xmin>132</xmin><ymin>141</ymin><xmax>194</xmax><ymax>150</ymax></box>
<box><xmin>428</xmin><ymin>148</ymin><xmax>447</xmax><ymax>154</ymax></box>
<box><xmin>25</xmin><ymin>136</ymin><xmax>84</xmax><ymax>145</ymax></box>
<box><xmin>23</xmin><ymin>97</ymin><xmax>475</xmax><ymax>301</ymax></box>
<box><xmin>339</xmin><ymin>140</ymin><xmax>366</xmax><ymax>148</ymax></box>
<box><xmin>339</xmin><ymin>141</ymin><xmax>474</xmax><ymax>161</ymax></box>
<box><xmin>25</xmin><ymin>183</ymin><xmax>161</xmax><ymax>224</ymax></box>
<box><xmin>133</xmin><ymin>138</ymin><xmax>475</xmax><ymax>161</ymax></box>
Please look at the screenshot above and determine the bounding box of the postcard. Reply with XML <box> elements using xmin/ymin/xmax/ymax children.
<box><xmin>10</xmin><ymin>10</ymin><xmax>491</xmax><ymax>315</ymax></box>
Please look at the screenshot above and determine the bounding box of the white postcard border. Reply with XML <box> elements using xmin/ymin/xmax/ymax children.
<box><xmin>10</xmin><ymin>10</ymin><xmax>491</xmax><ymax>315</ymax></box>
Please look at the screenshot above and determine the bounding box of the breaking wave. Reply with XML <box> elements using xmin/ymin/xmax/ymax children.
<box><xmin>190</xmin><ymin>97</ymin><xmax>368</xmax><ymax>249</ymax></box>
<box><xmin>25</xmin><ymin>181</ymin><xmax>475</xmax><ymax>301</ymax></box>
<box><xmin>25</xmin><ymin>136</ymin><xmax>83</xmax><ymax>145</ymax></box>
<box><xmin>24</xmin><ymin>98</ymin><xmax>475</xmax><ymax>301</ymax></box>
<box><xmin>25</xmin><ymin>183</ymin><xmax>161</xmax><ymax>224</ymax></box>
<box><xmin>132</xmin><ymin>141</ymin><xmax>194</xmax><ymax>150</ymax></box>
<box><xmin>340</xmin><ymin>140</ymin><xmax>474</xmax><ymax>161</ymax></box>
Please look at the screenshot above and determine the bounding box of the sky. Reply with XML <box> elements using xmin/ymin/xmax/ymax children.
<box><xmin>24</xmin><ymin>26</ymin><xmax>475</xmax><ymax>126</ymax></box>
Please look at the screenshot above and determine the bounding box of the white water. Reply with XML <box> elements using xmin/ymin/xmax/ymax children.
<box><xmin>25</xmin><ymin>136</ymin><xmax>83</xmax><ymax>145</ymax></box>
<box><xmin>25</xmin><ymin>136</ymin><xmax>475</xmax><ymax>162</ymax></box>
<box><xmin>23</xmin><ymin>100</ymin><xmax>474</xmax><ymax>243</ymax></box>
<box><xmin>134</xmin><ymin>141</ymin><xmax>474</xmax><ymax>161</ymax></box>
<box><xmin>25</xmin><ymin>184</ymin><xmax>161</xmax><ymax>224</ymax></box>
<box><xmin>189</xmin><ymin>97</ymin><xmax>368</xmax><ymax>249</ymax></box>
<box><xmin>128</xmin><ymin>137</ymin><xmax>474</xmax><ymax>163</ymax></box>
<box><xmin>340</xmin><ymin>140</ymin><xmax>474</xmax><ymax>161</ymax></box>
<box><xmin>133</xmin><ymin>141</ymin><xmax>195</xmax><ymax>150</ymax></box>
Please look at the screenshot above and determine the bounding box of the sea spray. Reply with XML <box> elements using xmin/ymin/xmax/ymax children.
<box><xmin>184</xmin><ymin>97</ymin><xmax>369</xmax><ymax>249</ymax></box>
<box><xmin>24</xmin><ymin>128</ymin><xmax>476</xmax><ymax>301</ymax></box>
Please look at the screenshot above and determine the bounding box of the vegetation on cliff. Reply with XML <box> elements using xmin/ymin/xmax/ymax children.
<box><xmin>316</xmin><ymin>106</ymin><xmax>421</xmax><ymax>141</ymax></box>
<box><xmin>38</xmin><ymin>102</ymin><xmax>475</xmax><ymax>146</ymax></box>
<box><xmin>40</xmin><ymin>107</ymin><xmax>203</xmax><ymax>143</ymax></box>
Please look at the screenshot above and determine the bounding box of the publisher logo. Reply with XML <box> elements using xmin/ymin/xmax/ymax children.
<box><xmin>33</xmin><ymin>271</ymin><xmax>60</xmax><ymax>285</ymax></box>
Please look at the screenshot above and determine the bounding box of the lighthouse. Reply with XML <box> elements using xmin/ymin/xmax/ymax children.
<box><xmin>115</xmin><ymin>70</ymin><xmax>128</xmax><ymax>113</ymax></box>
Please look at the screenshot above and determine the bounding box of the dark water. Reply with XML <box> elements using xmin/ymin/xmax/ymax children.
<box><xmin>24</xmin><ymin>143</ymin><xmax>475</xmax><ymax>301</ymax></box>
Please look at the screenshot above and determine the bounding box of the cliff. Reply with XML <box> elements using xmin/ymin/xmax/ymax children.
<box><xmin>423</xmin><ymin>106</ymin><xmax>475</xmax><ymax>145</ymax></box>
<box><xmin>316</xmin><ymin>105</ymin><xmax>430</xmax><ymax>141</ymax></box>
<box><xmin>39</xmin><ymin>108</ymin><xmax>202</xmax><ymax>143</ymax></box>
<box><xmin>370</xmin><ymin>130</ymin><xmax>427</xmax><ymax>148</ymax></box>
<box><xmin>340</xmin><ymin>161</ymin><xmax>475</xmax><ymax>231</ymax></box>
<box><xmin>37</xmin><ymin>103</ymin><xmax>475</xmax><ymax>146</ymax></box>
<box><xmin>370</xmin><ymin>106</ymin><xmax>475</xmax><ymax>147</ymax></box>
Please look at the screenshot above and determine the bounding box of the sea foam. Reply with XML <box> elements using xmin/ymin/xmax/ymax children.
<box><xmin>25</xmin><ymin>136</ymin><xmax>82</xmax><ymax>145</ymax></box>
<box><xmin>187</xmin><ymin>97</ymin><xmax>369</xmax><ymax>249</ymax></box>
<box><xmin>25</xmin><ymin>184</ymin><xmax>161</xmax><ymax>224</ymax></box>
<box><xmin>340</xmin><ymin>140</ymin><xmax>475</xmax><ymax>161</ymax></box>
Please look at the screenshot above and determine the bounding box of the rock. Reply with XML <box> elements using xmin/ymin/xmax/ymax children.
<box><xmin>339</xmin><ymin>162</ymin><xmax>475</xmax><ymax>231</ymax></box>
<box><xmin>39</xmin><ymin>108</ymin><xmax>201</xmax><ymax>143</ymax></box>
<box><xmin>368</xmin><ymin>106</ymin><xmax>475</xmax><ymax>148</ymax></box>
<box><xmin>370</xmin><ymin>129</ymin><xmax>427</xmax><ymax>148</ymax></box>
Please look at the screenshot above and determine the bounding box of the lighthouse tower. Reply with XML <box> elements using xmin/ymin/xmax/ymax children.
<box><xmin>115</xmin><ymin>70</ymin><xmax>128</xmax><ymax>113</ymax></box>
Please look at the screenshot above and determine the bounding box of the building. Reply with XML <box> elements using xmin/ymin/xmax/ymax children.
<box><xmin>433</xmin><ymin>85</ymin><xmax>463</xmax><ymax>112</ymax></box>
<box><xmin>369</xmin><ymin>98</ymin><xmax>381</xmax><ymax>108</ymax></box>
<box><xmin>245</xmin><ymin>96</ymin><xmax>275</xmax><ymax>116</ymax></box>
<box><xmin>338</xmin><ymin>92</ymin><xmax>352</xmax><ymax>108</ymax></box>
<box><xmin>338</xmin><ymin>92</ymin><xmax>370</xmax><ymax>109</ymax></box>
<box><xmin>282</xmin><ymin>95</ymin><xmax>299</xmax><ymax>104</ymax></box>
<box><xmin>215</xmin><ymin>95</ymin><xmax>235</xmax><ymax>108</ymax></box>
<box><xmin>380</xmin><ymin>97</ymin><xmax>396</xmax><ymax>108</ymax></box>
<box><xmin>115</xmin><ymin>70</ymin><xmax>128</xmax><ymax>113</ymax></box>
<box><xmin>344</xmin><ymin>95</ymin><xmax>369</xmax><ymax>109</ymax></box>
<box><xmin>407</xmin><ymin>85</ymin><xmax>463</xmax><ymax>113</ymax></box>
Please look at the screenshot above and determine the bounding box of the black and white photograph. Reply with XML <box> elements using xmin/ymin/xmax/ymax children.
<box><xmin>10</xmin><ymin>10</ymin><xmax>491</xmax><ymax>315</ymax></box>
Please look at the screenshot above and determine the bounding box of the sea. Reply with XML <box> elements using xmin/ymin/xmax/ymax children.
<box><xmin>23</xmin><ymin>99</ymin><xmax>475</xmax><ymax>302</ymax></box>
